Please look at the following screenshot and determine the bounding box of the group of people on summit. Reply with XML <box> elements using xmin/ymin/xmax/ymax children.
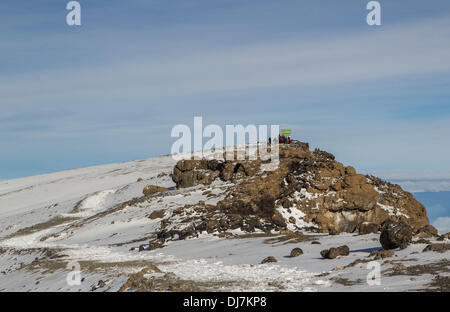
<box><xmin>268</xmin><ymin>134</ymin><xmax>292</xmax><ymax>144</ymax></box>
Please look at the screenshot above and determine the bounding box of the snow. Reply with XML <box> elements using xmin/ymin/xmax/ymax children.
<box><xmin>0</xmin><ymin>153</ymin><xmax>448</xmax><ymax>292</ymax></box>
<box><xmin>377</xmin><ymin>203</ymin><xmax>410</xmax><ymax>218</ymax></box>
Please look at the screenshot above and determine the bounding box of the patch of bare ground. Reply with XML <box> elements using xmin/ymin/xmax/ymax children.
<box><xmin>423</xmin><ymin>275</ymin><xmax>450</xmax><ymax>292</ymax></box>
<box><xmin>342</xmin><ymin>258</ymin><xmax>373</xmax><ymax>269</ymax></box>
<box><xmin>118</xmin><ymin>265</ymin><xmax>238</xmax><ymax>292</ymax></box>
<box><xmin>5</xmin><ymin>216</ymin><xmax>79</xmax><ymax>240</ymax></box>
<box><xmin>42</xmin><ymin>195</ymin><xmax>154</xmax><ymax>239</ymax></box>
<box><xmin>19</xmin><ymin>252</ymin><xmax>174</xmax><ymax>281</ymax></box>
<box><xmin>330</xmin><ymin>277</ymin><xmax>363</xmax><ymax>286</ymax></box>
<box><xmin>108</xmin><ymin>235</ymin><xmax>156</xmax><ymax>247</ymax></box>
<box><xmin>422</xmin><ymin>243</ymin><xmax>450</xmax><ymax>253</ymax></box>
<box><xmin>382</xmin><ymin>259</ymin><xmax>450</xmax><ymax>277</ymax></box>
<box><xmin>263</xmin><ymin>232</ymin><xmax>317</xmax><ymax>245</ymax></box>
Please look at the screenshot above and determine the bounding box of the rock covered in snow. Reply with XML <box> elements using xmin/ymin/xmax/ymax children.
<box><xmin>170</xmin><ymin>141</ymin><xmax>435</xmax><ymax>236</ymax></box>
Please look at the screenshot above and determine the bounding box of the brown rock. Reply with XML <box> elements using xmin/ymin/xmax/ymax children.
<box><xmin>261</xmin><ymin>256</ymin><xmax>277</xmax><ymax>264</ymax></box>
<box><xmin>271</xmin><ymin>211</ymin><xmax>287</xmax><ymax>228</ymax></box>
<box><xmin>143</xmin><ymin>185</ymin><xmax>168</xmax><ymax>196</ymax></box>
<box><xmin>345</xmin><ymin>166</ymin><xmax>356</xmax><ymax>176</ymax></box>
<box><xmin>380</xmin><ymin>220</ymin><xmax>412</xmax><ymax>250</ymax></box>
<box><xmin>414</xmin><ymin>225</ymin><xmax>439</xmax><ymax>238</ymax></box>
<box><xmin>148</xmin><ymin>210</ymin><xmax>165</xmax><ymax>220</ymax></box>
<box><xmin>321</xmin><ymin>245</ymin><xmax>350</xmax><ymax>259</ymax></box>
<box><xmin>290</xmin><ymin>248</ymin><xmax>303</xmax><ymax>257</ymax></box>
<box><xmin>166</xmin><ymin>142</ymin><xmax>434</xmax><ymax>238</ymax></box>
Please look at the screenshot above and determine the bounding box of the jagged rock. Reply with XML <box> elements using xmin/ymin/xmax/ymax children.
<box><xmin>422</xmin><ymin>243</ymin><xmax>450</xmax><ymax>253</ymax></box>
<box><xmin>166</xmin><ymin>142</ymin><xmax>434</xmax><ymax>237</ymax></box>
<box><xmin>290</xmin><ymin>248</ymin><xmax>303</xmax><ymax>257</ymax></box>
<box><xmin>148</xmin><ymin>239</ymin><xmax>165</xmax><ymax>250</ymax></box>
<box><xmin>143</xmin><ymin>185</ymin><xmax>168</xmax><ymax>196</ymax></box>
<box><xmin>380</xmin><ymin>220</ymin><xmax>413</xmax><ymax>250</ymax></box>
<box><xmin>320</xmin><ymin>245</ymin><xmax>350</xmax><ymax>259</ymax></box>
<box><xmin>261</xmin><ymin>256</ymin><xmax>277</xmax><ymax>264</ymax></box>
<box><xmin>414</xmin><ymin>225</ymin><xmax>439</xmax><ymax>238</ymax></box>
<box><xmin>172</xmin><ymin>159</ymin><xmax>261</xmax><ymax>188</ymax></box>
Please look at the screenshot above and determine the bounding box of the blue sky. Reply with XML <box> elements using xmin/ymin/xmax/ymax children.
<box><xmin>1</xmin><ymin>0</ymin><xmax>450</xmax><ymax>179</ymax></box>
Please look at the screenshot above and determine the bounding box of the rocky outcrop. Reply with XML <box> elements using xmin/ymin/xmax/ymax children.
<box><xmin>170</xmin><ymin>141</ymin><xmax>435</xmax><ymax>236</ymax></box>
<box><xmin>172</xmin><ymin>159</ymin><xmax>261</xmax><ymax>188</ymax></box>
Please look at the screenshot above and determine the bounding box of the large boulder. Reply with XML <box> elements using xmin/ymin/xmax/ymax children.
<box><xmin>320</xmin><ymin>245</ymin><xmax>350</xmax><ymax>259</ymax></box>
<box><xmin>290</xmin><ymin>248</ymin><xmax>303</xmax><ymax>257</ymax></box>
<box><xmin>380</xmin><ymin>220</ymin><xmax>413</xmax><ymax>250</ymax></box>
<box><xmin>261</xmin><ymin>256</ymin><xmax>277</xmax><ymax>264</ymax></box>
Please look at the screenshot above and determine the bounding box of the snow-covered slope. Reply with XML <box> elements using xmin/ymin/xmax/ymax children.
<box><xmin>0</xmin><ymin>155</ymin><xmax>448</xmax><ymax>292</ymax></box>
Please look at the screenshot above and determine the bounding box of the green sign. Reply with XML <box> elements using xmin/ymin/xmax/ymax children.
<box><xmin>281</xmin><ymin>129</ymin><xmax>291</xmax><ymax>136</ymax></box>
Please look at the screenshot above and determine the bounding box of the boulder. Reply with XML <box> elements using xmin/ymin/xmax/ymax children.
<box><xmin>271</xmin><ymin>211</ymin><xmax>287</xmax><ymax>228</ymax></box>
<box><xmin>148</xmin><ymin>210</ymin><xmax>165</xmax><ymax>220</ymax></box>
<box><xmin>320</xmin><ymin>245</ymin><xmax>350</xmax><ymax>259</ymax></box>
<box><xmin>290</xmin><ymin>248</ymin><xmax>303</xmax><ymax>258</ymax></box>
<box><xmin>261</xmin><ymin>256</ymin><xmax>277</xmax><ymax>264</ymax></box>
<box><xmin>143</xmin><ymin>185</ymin><xmax>168</xmax><ymax>196</ymax></box>
<box><xmin>380</xmin><ymin>220</ymin><xmax>413</xmax><ymax>250</ymax></box>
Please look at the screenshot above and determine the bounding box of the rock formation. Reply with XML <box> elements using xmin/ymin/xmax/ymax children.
<box><xmin>169</xmin><ymin>141</ymin><xmax>435</xmax><ymax>237</ymax></box>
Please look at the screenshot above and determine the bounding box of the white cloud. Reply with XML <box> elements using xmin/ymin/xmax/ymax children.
<box><xmin>1</xmin><ymin>16</ymin><xmax>450</xmax><ymax>109</ymax></box>
<box><xmin>382</xmin><ymin>179</ymin><xmax>450</xmax><ymax>193</ymax></box>
<box><xmin>432</xmin><ymin>217</ymin><xmax>450</xmax><ymax>234</ymax></box>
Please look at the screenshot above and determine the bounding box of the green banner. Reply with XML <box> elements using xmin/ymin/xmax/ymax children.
<box><xmin>281</xmin><ymin>129</ymin><xmax>291</xmax><ymax>136</ymax></box>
